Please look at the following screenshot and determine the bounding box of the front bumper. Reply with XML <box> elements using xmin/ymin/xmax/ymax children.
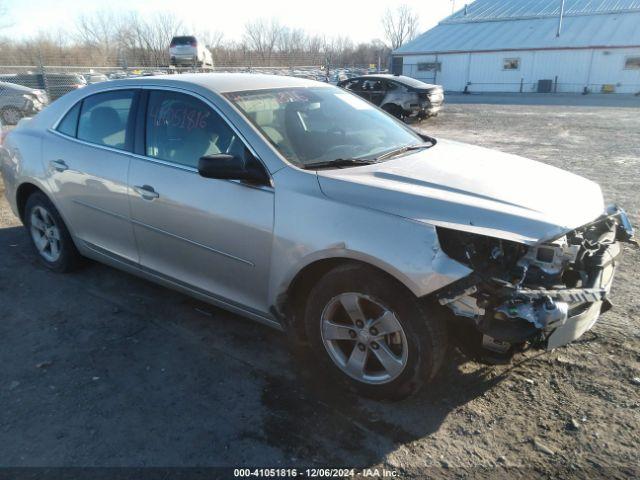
<box><xmin>490</xmin><ymin>242</ymin><xmax>619</xmax><ymax>350</ymax></box>
<box><xmin>438</xmin><ymin>206</ymin><xmax>635</xmax><ymax>352</ymax></box>
<box><xmin>25</xmin><ymin>101</ymin><xmax>44</xmax><ymax>115</ymax></box>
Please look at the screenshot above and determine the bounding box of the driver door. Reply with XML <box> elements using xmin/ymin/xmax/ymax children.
<box><xmin>128</xmin><ymin>89</ymin><xmax>274</xmax><ymax>314</ymax></box>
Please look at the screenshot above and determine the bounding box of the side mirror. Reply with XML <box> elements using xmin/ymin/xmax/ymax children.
<box><xmin>197</xmin><ymin>154</ymin><xmax>269</xmax><ymax>185</ymax></box>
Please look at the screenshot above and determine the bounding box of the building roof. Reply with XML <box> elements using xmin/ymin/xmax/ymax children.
<box><xmin>444</xmin><ymin>0</ymin><xmax>640</xmax><ymax>22</ymax></box>
<box><xmin>395</xmin><ymin>0</ymin><xmax>640</xmax><ymax>55</ymax></box>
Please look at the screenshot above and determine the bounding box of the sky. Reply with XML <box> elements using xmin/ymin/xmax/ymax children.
<box><xmin>3</xmin><ymin>0</ymin><xmax>457</xmax><ymax>43</ymax></box>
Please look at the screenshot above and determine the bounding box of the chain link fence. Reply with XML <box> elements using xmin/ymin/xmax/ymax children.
<box><xmin>0</xmin><ymin>54</ymin><xmax>377</xmax><ymax>126</ymax></box>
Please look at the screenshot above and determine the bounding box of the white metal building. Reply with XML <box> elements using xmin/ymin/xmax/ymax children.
<box><xmin>392</xmin><ymin>0</ymin><xmax>640</xmax><ymax>93</ymax></box>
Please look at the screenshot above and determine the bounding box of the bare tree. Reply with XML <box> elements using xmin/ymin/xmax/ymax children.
<box><xmin>0</xmin><ymin>9</ymin><xmax>394</xmax><ymax>71</ymax></box>
<box><xmin>381</xmin><ymin>4</ymin><xmax>420</xmax><ymax>50</ymax></box>
<box><xmin>75</xmin><ymin>10</ymin><xmax>123</xmax><ymax>65</ymax></box>
<box><xmin>196</xmin><ymin>30</ymin><xmax>224</xmax><ymax>51</ymax></box>
<box><xmin>243</xmin><ymin>18</ymin><xmax>283</xmax><ymax>66</ymax></box>
<box><xmin>73</xmin><ymin>10</ymin><xmax>183</xmax><ymax>67</ymax></box>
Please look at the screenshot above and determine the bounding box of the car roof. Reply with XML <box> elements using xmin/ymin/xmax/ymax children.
<box><xmin>106</xmin><ymin>73</ymin><xmax>328</xmax><ymax>94</ymax></box>
<box><xmin>347</xmin><ymin>74</ymin><xmax>438</xmax><ymax>89</ymax></box>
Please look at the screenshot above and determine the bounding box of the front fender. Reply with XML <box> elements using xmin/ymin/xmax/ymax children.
<box><xmin>267</xmin><ymin>167</ymin><xmax>472</xmax><ymax>307</ymax></box>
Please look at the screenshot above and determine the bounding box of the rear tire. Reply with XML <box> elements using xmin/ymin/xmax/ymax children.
<box><xmin>24</xmin><ymin>192</ymin><xmax>82</xmax><ymax>273</ymax></box>
<box><xmin>303</xmin><ymin>263</ymin><xmax>447</xmax><ymax>400</ymax></box>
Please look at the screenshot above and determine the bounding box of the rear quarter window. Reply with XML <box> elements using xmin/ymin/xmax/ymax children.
<box><xmin>56</xmin><ymin>102</ymin><xmax>81</xmax><ymax>137</ymax></box>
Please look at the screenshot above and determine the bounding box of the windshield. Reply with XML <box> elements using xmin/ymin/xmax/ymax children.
<box><xmin>224</xmin><ymin>86</ymin><xmax>424</xmax><ymax>167</ymax></box>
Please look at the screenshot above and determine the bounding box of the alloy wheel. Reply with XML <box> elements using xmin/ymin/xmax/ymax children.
<box><xmin>2</xmin><ymin>108</ymin><xmax>21</xmax><ymax>125</ymax></box>
<box><xmin>30</xmin><ymin>205</ymin><xmax>62</xmax><ymax>262</ymax></box>
<box><xmin>320</xmin><ymin>292</ymin><xmax>409</xmax><ymax>384</ymax></box>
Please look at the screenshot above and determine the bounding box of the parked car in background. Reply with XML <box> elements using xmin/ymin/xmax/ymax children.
<box><xmin>338</xmin><ymin>74</ymin><xmax>444</xmax><ymax>120</ymax></box>
<box><xmin>82</xmin><ymin>73</ymin><xmax>109</xmax><ymax>84</ymax></box>
<box><xmin>169</xmin><ymin>36</ymin><xmax>213</xmax><ymax>68</ymax></box>
<box><xmin>1</xmin><ymin>74</ymin><xmax>635</xmax><ymax>399</ymax></box>
<box><xmin>0</xmin><ymin>73</ymin><xmax>86</xmax><ymax>101</ymax></box>
<box><xmin>108</xmin><ymin>72</ymin><xmax>129</xmax><ymax>80</ymax></box>
<box><xmin>0</xmin><ymin>81</ymin><xmax>49</xmax><ymax>125</ymax></box>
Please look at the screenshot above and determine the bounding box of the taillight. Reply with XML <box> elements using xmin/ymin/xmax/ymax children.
<box><xmin>191</xmin><ymin>41</ymin><xmax>197</xmax><ymax>47</ymax></box>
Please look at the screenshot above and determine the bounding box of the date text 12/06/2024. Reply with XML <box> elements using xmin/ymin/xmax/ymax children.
<box><xmin>233</xmin><ymin>468</ymin><xmax>400</xmax><ymax>478</ymax></box>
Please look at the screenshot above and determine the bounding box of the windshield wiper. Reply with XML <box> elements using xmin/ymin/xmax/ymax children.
<box><xmin>302</xmin><ymin>158</ymin><xmax>375</xmax><ymax>170</ymax></box>
<box><xmin>375</xmin><ymin>143</ymin><xmax>432</xmax><ymax>161</ymax></box>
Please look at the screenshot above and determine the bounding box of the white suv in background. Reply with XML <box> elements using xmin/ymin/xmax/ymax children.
<box><xmin>169</xmin><ymin>36</ymin><xmax>213</xmax><ymax>68</ymax></box>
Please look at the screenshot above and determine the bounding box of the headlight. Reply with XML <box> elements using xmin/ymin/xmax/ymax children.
<box><xmin>33</xmin><ymin>90</ymin><xmax>48</xmax><ymax>103</ymax></box>
<box><xmin>436</xmin><ymin>227</ymin><xmax>526</xmax><ymax>272</ymax></box>
<box><xmin>23</xmin><ymin>94</ymin><xmax>42</xmax><ymax>107</ymax></box>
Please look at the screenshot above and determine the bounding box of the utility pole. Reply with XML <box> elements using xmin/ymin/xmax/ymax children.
<box><xmin>556</xmin><ymin>0</ymin><xmax>565</xmax><ymax>37</ymax></box>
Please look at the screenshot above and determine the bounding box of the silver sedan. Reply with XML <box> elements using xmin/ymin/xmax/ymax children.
<box><xmin>1</xmin><ymin>74</ymin><xmax>635</xmax><ymax>399</ymax></box>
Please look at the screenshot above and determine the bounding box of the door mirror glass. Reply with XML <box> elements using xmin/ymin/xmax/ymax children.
<box><xmin>198</xmin><ymin>154</ymin><xmax>268</xmax><ymax>185</ymax></box>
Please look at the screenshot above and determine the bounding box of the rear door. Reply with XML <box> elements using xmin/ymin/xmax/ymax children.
<box><xmin>45</xmin><ymin>89</ymin><xmax>139</xmax><ymax>262</ymax></box>
<box><xmin>127</xmin><ymin>88</ymin><xmax>275</xmax><ymax>314</ymax></box>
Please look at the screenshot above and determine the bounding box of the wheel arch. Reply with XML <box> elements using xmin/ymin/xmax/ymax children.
<box><xmin>381</xmin><ymin>102</ymin><xmax>403</xmax><ymax>114</ymax></box>
<box><xmin>274</xmin><ymin>254</ymin><xmax>422</xmax><ymax>343</ymax></box>
<box><xmin>16</xmin><ymin>181</ymin><xmax>47</xmax><ymax>222</ymax></box>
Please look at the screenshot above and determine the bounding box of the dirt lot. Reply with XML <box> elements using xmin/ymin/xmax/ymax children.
<box><xmin>0</xmin><ymin>96</ymin><xmax>638</xmax><ymax>478</ymax></box>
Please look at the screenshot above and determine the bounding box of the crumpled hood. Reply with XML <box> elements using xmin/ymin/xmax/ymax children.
<box><xmin>317</xmin><ymin>139</ymin><xmax>604</xmax><ymax>245</ymax></box>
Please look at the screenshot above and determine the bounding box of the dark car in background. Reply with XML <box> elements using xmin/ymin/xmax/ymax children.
<box><xmin>0</xmin><ymin>81</ymin><xmax>49</xmax><ymax>124</ymax></box>
<box><xmin>0</xmin><ymin>73</ymin><xmax>86</xmax><ymax>102</ymax></box>
<box><xmin>338</xmin><ymin>74</ymin><xmax>444</xmax><ymax>121</ymax></box>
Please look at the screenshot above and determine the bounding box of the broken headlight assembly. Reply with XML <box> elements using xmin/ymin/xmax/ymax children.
<box><xmin>435</xmin><ymin>206</ymin><xmax>636</xmax><ymax>356</ymax></box>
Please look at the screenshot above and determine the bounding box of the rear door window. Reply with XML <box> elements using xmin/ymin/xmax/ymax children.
<box><xmin>77</xmin><ymin>90</ymin><xmax>136</xmax><ymax>151</ymax></box>
<box><xmin>385</xmin><ymin>81</ymin><xmax>399</xmax><ymax>91</ymax></box>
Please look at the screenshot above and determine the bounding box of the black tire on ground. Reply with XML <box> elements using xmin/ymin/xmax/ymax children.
<box><xmin>1</xmin><ymin>106</ymin><xmax>22</xmax><ymax>125</ymax></box>
<box><xmin>24</xmin><ymin>192</ymin><xmax>82</xmax><ymax>273</ymax></box>
<box><xmin>303</xmin><ymin>263</ymin><xmax>448</xmax><ymax>400</ymax></box>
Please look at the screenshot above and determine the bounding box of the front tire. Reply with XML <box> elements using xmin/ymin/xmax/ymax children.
<box><xmin>1</xmin><ymin>106</ymin><xmax>22</xmax><ymax>125</ymax></box>
<box><xmin>304</xmin><ymin>264</ymin><xmax>447</xmax><ymax>400</ymax></box>
<box><xmin>24</xmin><ymin>192</ymin><xmax>81</xmax><ymax>272</ymax></box>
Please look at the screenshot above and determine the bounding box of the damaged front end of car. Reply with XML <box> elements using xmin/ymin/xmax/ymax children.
<box><xmin>435</xmin><ymin>205</ymin><xmax>636</xmax><ymax>358</ymax></box>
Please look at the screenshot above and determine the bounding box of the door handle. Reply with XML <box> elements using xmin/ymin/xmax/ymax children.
<box><xmin>133</xmin><ymin>185</ymin><xmax>159</xmax><ymax>200</ymax></box>
<box><xmin>50</xmin><ymin>159</ymin><xmax>68</xmax><ymax>172</ymax></box>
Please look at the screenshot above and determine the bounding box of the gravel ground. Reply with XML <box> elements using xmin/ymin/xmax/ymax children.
<box><xmin>0</xmin><ymin>97</ymin><xmax>638</xmax><ymax>478</ymax></box>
